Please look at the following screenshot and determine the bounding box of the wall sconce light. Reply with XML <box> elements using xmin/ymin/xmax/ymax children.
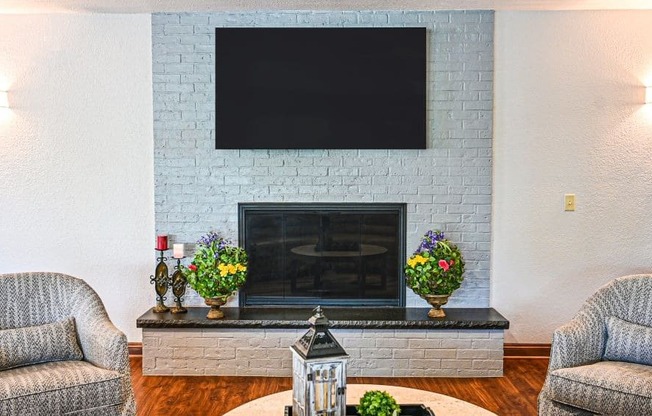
<box><xmin>0</xmin><ymin>91</ymin><xmax>8</xmax><ymax>108</ymax></box>
<box><xmin>647</xmin><ymin>86</ymin><xmax>652</xmax><ymax>104</ymax></box>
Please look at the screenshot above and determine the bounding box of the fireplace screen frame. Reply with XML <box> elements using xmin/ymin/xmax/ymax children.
<box><xmin>238</xmin><ymin>203</ymin><xmax>407</xmax><ymax>308</ymax></box>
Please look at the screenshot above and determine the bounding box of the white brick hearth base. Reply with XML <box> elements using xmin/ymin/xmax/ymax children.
<box><xmin>142</xmin><ymin>328</ymin><xmax>504</xmax><ymax>377</ymax></box>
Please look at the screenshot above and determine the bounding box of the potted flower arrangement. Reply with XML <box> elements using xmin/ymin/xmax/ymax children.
<box><xmin>182</xmin><ymin>231</ymin><xmax>248</xmax><ymax>319</ymax></box>
<box><xmin>356</xmin><ymin>390</ymin><xmax>401</xmax><ymax>416</ymax></box>
<box><xmin>404</xmin><ymin>230</ymin><xmax>464</xmax><ymax>318</ymax></box>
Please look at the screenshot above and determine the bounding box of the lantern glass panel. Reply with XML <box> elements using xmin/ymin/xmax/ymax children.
<box><xmin>309</xmin><ymin>361</ymin><xmax>345</xmax><ymax>415</ymax></box>
<box><xmin>314</xmin><ymin>366</ymin><xmax>337</xmax><ymax>412</ymax></box>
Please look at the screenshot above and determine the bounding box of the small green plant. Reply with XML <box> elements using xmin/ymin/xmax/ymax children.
<box><xmin>182</xmin><ymin>231</ymin><xmax>248</xmax><ymax>300</ymax></box>
<box><xmin>404</xmin><ymin>230</ymin><xmax>465</xmax><ymax>296</ymax></box>
<box><xmin>356</xmin><ymin>390</ymin><xmax>401</xmax><ymax>416</ymax></box>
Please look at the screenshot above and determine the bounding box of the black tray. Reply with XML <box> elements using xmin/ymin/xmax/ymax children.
<box><xmin>284</xmin><ymin>404</ymin><xmax>435</xmax><ymax>416</ymax></box>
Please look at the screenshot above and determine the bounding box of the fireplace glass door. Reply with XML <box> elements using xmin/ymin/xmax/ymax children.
<box><xmin>238</xmin><ymin>203</ymin><xmax>406</xmax><ymax>307</ymax></box>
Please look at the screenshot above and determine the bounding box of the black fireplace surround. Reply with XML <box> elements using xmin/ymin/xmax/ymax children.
<box><xmin>238</xmin><ymin>203</ymin><xmax>406</xmax><ymax>307</ymax></box>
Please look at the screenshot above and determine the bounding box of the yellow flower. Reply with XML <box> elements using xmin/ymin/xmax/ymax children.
<box><xmin>408</xmin><ymin>254</ymin><xmax>428</xmax><ymax>268</ymax></box>
<box><xmin>217</xmin><ymin>262</ymin><xmax>246</xmax><ymax>276</ymax></box>
<box><xmin>217</xmin><ymin>263</ymin><xmax>228</xmax><ymax>277</ymax></box>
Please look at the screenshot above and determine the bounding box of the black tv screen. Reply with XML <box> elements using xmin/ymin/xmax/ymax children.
<box><xmin>215</xmin><ymin>28</ymin><xmax>426</xmax><ymax>149</ymax></box>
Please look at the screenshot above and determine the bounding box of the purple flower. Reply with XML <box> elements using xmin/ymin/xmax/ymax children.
<box><xmin>217</xmin><ymin>239</ymin><xmax>230</xmax><ymax>251</ymax></box>
<box><xmin>198</xmin><ymin>231</ymin><xmax>221</xmax><ymax>246</ymax></box>
<box><xmin>415</xmin><ymin>230</ymin><xmax>445</xmax><ymax>254</ymax></box>
<box><xmin>213</xmin><ymin>239</ymin><xmax>232</xmax><ymax>259</ymax></box>
<box><xmin>198</xmin><ymin>231</ymin><xmax>233</xmax><ymax>257</ymax></box>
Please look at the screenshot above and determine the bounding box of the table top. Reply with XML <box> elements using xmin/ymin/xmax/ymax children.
<box><xmin>223</xmin><ymin>384</ymin><xmax>497</xmax><ymax>416</ymax></box>
<box><xmin>290</xmin><ymin>244</ymin><xmax>388</xmax><ymax>258</ymax></box>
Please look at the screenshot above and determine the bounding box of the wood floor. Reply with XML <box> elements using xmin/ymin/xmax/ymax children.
<box><xmin>130</xmin><ymin>357</ymin><xmax>549</xmax><ymax>416</ymax></box>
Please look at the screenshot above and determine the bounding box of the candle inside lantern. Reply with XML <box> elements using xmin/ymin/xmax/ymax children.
<box><xmin>156</xmin><ymin>235</ymin><xmax>168</xmax><ymax>251</ymax></box>
<box><xmin>172</xmin><ymin>243</ymin><xmax>185</xmax><ymax>259</ymax></box>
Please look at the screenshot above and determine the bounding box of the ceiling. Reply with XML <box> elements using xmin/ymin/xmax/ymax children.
<box><xmin>1</xmin><ymin>0</ymin><xmax>652</xmax><ymax>14</ymax></box>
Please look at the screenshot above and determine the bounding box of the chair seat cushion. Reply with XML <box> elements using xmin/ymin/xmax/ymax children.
<box><xmin>0</xmin><ymin>360</ymin><xmax>127</xmax><ymax>415</ymax></box>
<box><xmin>549</xmin><ymin>360</ymin><xmax>652</xmax><ymax>415</ymax></box>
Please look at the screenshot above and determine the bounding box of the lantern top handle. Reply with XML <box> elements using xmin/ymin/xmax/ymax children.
<box><xmin>309</xmin><ymin>305</ymin><xmax>330</xmax><ymax>328</ymax></box>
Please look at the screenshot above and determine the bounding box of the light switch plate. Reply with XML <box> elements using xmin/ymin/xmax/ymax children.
<box><xmin>564</xmin><ymin>194</ymin><xmax>576</xmax><ymax>211</ymax></box>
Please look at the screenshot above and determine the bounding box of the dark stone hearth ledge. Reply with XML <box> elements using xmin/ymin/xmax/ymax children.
<box><xmin>136</xmin><ymin>307</ymin><xmax>509</xmax><ymax>330</ymax></box>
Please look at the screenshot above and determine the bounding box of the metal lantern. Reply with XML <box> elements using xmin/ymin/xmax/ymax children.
<box><xmin>291</xmin><ymin>306</ymin><xmax>348</xmax><ymax>416</ymax></box>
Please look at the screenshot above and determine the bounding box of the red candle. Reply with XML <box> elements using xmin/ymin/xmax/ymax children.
<box><xmin>156</xmin><ymin>235</ymin><xmax>168</xmax><ymax>251</ymax></box>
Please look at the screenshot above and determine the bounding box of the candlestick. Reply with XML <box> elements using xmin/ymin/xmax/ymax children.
<box><xmin>170</xmin><ymin>258</ymin><xmax>188</xmax><ymax>314</ymax></box>
<box><xmin>156</xmin><ymin>235</ymin><xmax>168</xmax><ymax>251</ymax></box>
<box><xmin>172</xmin><ymin>243</ymin><xmax>185</xmax><ymax>259</ymax></box>
<box><xmin>149</xmin><ymin>249</ymin><xmax>170</xmax><ymax>313</ymax></box>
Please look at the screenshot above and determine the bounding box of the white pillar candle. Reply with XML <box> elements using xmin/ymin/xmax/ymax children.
<box><xmin>172</xmin><ymin>243</ymin><xmax>185</xmax><ymax>259</ymax></box>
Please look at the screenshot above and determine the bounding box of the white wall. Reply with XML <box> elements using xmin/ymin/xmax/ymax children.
<box><xmin>493</xmin><ymin>10</ymin><xmax>652</xmax><ymax>343</ymax></box>
<box><xmin>0</xmin><ymin>14</ymin><xmax>153</xmax><ymax>341</ymax></box>
<box><xmin>3</xmin><ymin>10</ymin><xmax>652</xmax><ymax>346</ymax></box>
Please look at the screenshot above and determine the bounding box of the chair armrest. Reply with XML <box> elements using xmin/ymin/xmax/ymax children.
<box><xmin>548</xmin><ymin>316</ymin><xmax>605</xmax><ymax>372</ymax></box>
<box><xmin>77</xmin><ymin>318</ymin><xmax>130</xmax><ymax>375</ymax></box>
<box><xmin>68</xmin><ymin>287</ymin><xmax>131</xmax><ymax>375</ymax></box>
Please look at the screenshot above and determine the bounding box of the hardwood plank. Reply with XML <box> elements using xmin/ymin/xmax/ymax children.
<box><xmin>130</xmin><ymin>357</ymin><xmax>548</xmax><ymax>415</ymax></box>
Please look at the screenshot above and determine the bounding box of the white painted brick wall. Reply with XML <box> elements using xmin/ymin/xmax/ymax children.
<box><xmin>142</xmin><ymin>327</ymin><xmax>503</xmax><ymax>377</ymax></box>
<box><xmin>152</xmin><ymin>10</ymin><xmax>494</xmax><ymax>308</ymax></box>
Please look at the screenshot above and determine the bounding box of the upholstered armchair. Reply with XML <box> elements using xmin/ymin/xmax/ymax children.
<box><xmin>538</xmin><ymin>274</ymin><xmax>652</xmax><ymax>415</ymax></box>
<box><xmin>0</xmin><ymin>272</ymin><xmax>136</xmax><ymax>415</ymax></box>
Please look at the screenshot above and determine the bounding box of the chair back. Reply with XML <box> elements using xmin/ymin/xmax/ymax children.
<box><xmin>578</xmin><ymin>274</ymin><xmax>652</xmax><ymax>328</ymax></box>
<box><xmin>0</xmin><ymin>272</ymin><xmax>100</xmax><ymax>330</ymax></box>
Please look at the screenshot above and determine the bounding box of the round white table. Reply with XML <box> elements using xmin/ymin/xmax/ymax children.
<box><xmin>223</xmin><ymin>383</ymin><xmax>497</xmax><ymax>416</ymax></box>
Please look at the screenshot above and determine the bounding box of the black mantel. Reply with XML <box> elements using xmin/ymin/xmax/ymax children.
<box><xmin>136</xmin><ymin>307</ymin><xmax>509</xmax><ymax>330</ymax></box>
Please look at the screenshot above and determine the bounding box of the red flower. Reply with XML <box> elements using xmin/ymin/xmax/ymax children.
<box><xmin>438</xmin><ymin>259</ymin><xmax>450</xmax><ymax>271</ymax></box>
<box><xmin>188</xmin><ymin>264</ymin><xmax>198</xmax><ymax>271</ymax></box>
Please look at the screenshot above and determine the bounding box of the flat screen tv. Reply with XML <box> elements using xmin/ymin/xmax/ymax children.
<box><xmin>215</xmin><ymin>27</ymin><xmax>426</xmax><ymax>149</ymax></box>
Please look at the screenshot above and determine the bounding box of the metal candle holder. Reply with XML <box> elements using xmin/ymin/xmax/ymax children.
<box><xmin>170</xmin><ymin>258</ymin><xmax>188</xmax><ymax>314</ymax></box>
<box><xmin>150</xmin><ymin>250</ymin><xmax>170</xmax><ymax>313</ymax></box>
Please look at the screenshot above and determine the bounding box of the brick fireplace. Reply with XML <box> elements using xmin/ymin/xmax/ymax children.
<box><xmin>148</xmin><ymin>9</ymin><xmax>498</xmax><ymax>378</ymax></box>
<box><xmin>153</xmin><ymin>9</ymin><xmax>494</xmax><ymax>310</ymax></box>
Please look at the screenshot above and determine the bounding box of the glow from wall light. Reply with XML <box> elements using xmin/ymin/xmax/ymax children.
<box><xmin>0</xmin><ymin>91</ymin><xmax>8</xmax><ymax>108</ymax></box>
<box><xmin>647</xmin><ymin>86</ymin><xmax>652</xmax><ymax>104</ymax></box>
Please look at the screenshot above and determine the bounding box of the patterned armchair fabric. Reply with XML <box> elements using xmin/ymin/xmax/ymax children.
<box><xmin>538</xmin><ymin>274</ymin><xmax>652</xmax><ymax>415</ymax></box>
<box><xmin>0</xmin><ymin>272</ymin><xmax>136</xmax><ymax>415</ymax></box>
